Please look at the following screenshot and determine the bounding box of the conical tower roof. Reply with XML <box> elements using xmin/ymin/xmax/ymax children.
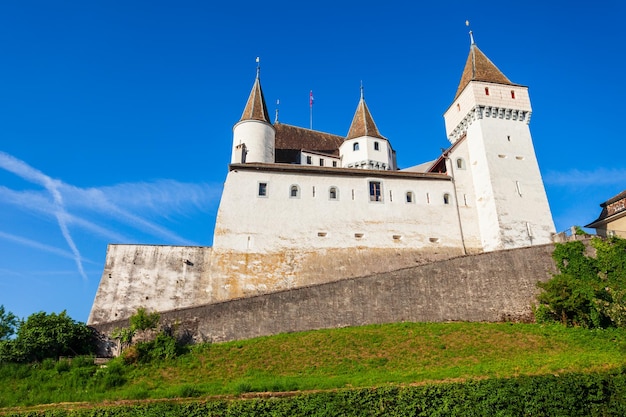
<box><xmin>454</xmin><ymin>43</ymin><xmax>514</xmax><ymax>100</ymax></box>
<box><xmin>239</xmin><ymin>71</ymin><xmax>271</xmax><ymax>123</ymax></box>
<box><xmin>346</xmin><ymin>93</ymin><xmax>385</xmax><ymax>140</ymax></box>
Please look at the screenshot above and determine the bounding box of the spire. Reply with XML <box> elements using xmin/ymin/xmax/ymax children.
<box><xmin>346</xmin><ymin>87</ymin><xmax>385</xmax><ymax>140</ymax></box>
<box><xmin>239</xmin><ymin>58</ymin><xmax>271</xmax><ymax>123</ymax></box>
<box><xmin>453</xmin><ymin>42</ymin><xmax>514</xmax><ymax>100</ymax></box>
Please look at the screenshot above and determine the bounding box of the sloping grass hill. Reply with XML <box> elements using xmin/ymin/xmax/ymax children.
<box><xmin>1</xmin><ymin>322</ymin><xmax>625</xmax><ymax>412</ymax></box>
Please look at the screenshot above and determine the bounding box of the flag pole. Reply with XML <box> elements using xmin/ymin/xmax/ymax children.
<box><xmin>309</xmin><ymin>90</ymin><xmax>313</xmax><ymax>130</ymax></box>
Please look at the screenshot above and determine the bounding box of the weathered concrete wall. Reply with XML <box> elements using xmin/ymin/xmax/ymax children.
<box><xmin>87</xmin><ymin>245</ymin><xmax>213</xmax><ymax>325</ymax></box>
<box><xmin>93</xmin><ymin>243</ymin><xmax>557</xmax><ymax>350</ymax></box>
<box><xmin>88</xmin><ymin>243</ymin><xmax>464</xmax><ymax>325</ymax></box>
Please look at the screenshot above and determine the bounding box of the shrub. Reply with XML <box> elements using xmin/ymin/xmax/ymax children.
<box><xmin>536</xmin><ymin>236</ymin><xmax>626</xmax><ymax>328</ymax></box>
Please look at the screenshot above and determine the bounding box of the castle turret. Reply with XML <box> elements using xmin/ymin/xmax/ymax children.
<box><xmin>339</xmin><ymin>87</ymin><xmax>395</xmax><ymax>170</ymax></box>
<box><xmin>231</xmin><ymin>65</ymin><xmax>275</xmax><ymax>164</ymax></box>
<box><xmin>443</xmin><ymin>34</ymin><xmax>555</xmax><ymax>251</ymax></box>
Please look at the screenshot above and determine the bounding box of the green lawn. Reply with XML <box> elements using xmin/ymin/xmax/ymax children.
<box><xmin>1</xmin><ymin>322</ymin><xmax>625</xmax><ymax>409</ymax></box>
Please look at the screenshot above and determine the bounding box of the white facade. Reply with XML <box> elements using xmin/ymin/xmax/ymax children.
<box><xmin>232</xmin><ymin>120</ymin><xmax>275</xmax><ymax>164</ymax></box>
<box><xmin>444</xmin><ymin>82</ymin><xmax>555</xmax><ymax>250</ymax></box>
<box><xmin>213</xmin><ymin>165</ymin><xmax>468</xmax><ymax>253</ymax></box>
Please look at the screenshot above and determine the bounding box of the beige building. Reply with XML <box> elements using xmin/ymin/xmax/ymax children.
<box><xmin>586</xmin><ymin>191</ymin><xmax>626</xmax><ymax>237</ymax></box>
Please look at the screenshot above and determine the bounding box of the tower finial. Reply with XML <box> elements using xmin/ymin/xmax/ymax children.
<box><xmin>274</xmin><ymin>99</ymin><xmax>280</xmax><ymax>124</ymax></box>
<box><xmin>465</xmin><ymin>20</ymin><xmax>475</xmax><ymax>45</ymax></box>
<box><xmin>256</xmin><ymin>56</ymin><xmax>260</xmax><ymax>78</ymax></box>
<box><xmin>360</xmin><ymin>80</ymin><xmax>364</xmax><ymax>100</ymax></box>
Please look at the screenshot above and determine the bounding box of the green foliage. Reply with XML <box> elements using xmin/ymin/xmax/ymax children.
<box><xmin>129</xmin><ymin>308</ymin><xmax>160</xmax><ymax>332</ymax></box>
<box><xmin>537</xmin><ymin>236</ymin><xmax>626</xmax><ymax>328</ymax></box>
<box><xmin>0</xmin><ymin>305</ymin><xmax>18</xmax><ymax>340</ymax></box>
<box><xmin>0</xmin><ymin>311</ymin><xmax>94</xmax><ymax>363</ymax></box>
<box><xmin>122</xmin><ymin>332</ymin><xmax>180</xmax><ymax>364</ymax></box>
<box><xmin>4</xmin><ymin>367</ymin><xmax>626</xmax><ymax>416</ymax></box>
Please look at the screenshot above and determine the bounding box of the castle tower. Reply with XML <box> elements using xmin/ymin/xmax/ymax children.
<box><xmin>443</xmin><ymin>35</ymin><xmax>555</xmax><ymax>251</ymax></box>
<box><xmin>231</xmin><ymin>66</ymin><xmax>275</xmax><ymax>164</ymax></box>
<box><xmin>339</xmin><ymin>88</ymin><xmax>395</xmax><ymax>170</ymax></box>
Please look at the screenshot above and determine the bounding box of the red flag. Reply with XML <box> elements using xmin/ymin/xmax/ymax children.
<box><xmin>309</xmin><ymin>90</ymin><xmax>314</xmax><ymax>107</ymax></box>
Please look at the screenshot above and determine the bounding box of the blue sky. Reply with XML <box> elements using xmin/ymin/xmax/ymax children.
<box><xmin>1</xmin><ymin>1</ymin><xmax>625</xmax><ymax>322</ymax></box>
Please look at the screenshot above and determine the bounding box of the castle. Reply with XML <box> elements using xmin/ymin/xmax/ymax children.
<box><xmin>88</xmin><ymin>35</ymin><xmax>556</xmax><ymax>328</ymax></box>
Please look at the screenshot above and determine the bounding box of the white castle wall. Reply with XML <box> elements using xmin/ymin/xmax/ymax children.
<box><xmin>231</xmin><ymin>120</ymin><xmax>275</xmax><ymax>164</ymax></box>
<box><xmin>212</xmin><ymin>164</ymin><xmax>476</xmax><ymax>253</ymax></box>
<box><xmin>445</xmin><ymin>82</ymin><xmax>554</xmax><ymax>250</ymax></box>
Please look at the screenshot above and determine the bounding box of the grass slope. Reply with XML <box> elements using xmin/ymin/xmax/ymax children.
<box><xmin>1</xmin><ymin>322</ymin><xmax>625</xmax><ymax>409</ymax></box>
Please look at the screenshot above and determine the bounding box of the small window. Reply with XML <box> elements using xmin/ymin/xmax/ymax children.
<box><xmin>485</xmin><ymin>87</ymin><xmax>490</xmax><ymax>95</ymax></box>
<box><xmin>332</xmin><ymin>161</ymin><xmax>337</xmax><ymax>167</ymax></box>
<box><xmin>319</xmin><ymin>158</ymin><xmax>324</xmax><ymax>166</ymax></box>
<box><xmin>290</xmin><ymin>185</ymin><xmax>299</xmax><ymax>198</ymax></box>
<box><xmin>258</xmin><ymin>182</ymin><xmax>268</xmax><ymax>197</ymax></box>
<box><xmin>456</xmin><ymin>158</ymin><xmax>465</xmax><ymax>169</ymax></box>
<box><xmin>456</xmin><ymin>103</ymin><xmax>460</xmax><ymax>111</ymax></box>
<box><xmin>353</xmin><ymin>142</ymin><xmax>360</xmax><ymax>151</ymax></box>
<box><xmin>329</xmin><ymin>187</ymin><xmax>338</xmax><ymax>200</ymax></box>
<box><xmin>443</xmin><ymin>193</ymin><xmax>450</xmax><ymax>205</ymax></box>
<box><xmin>306</xmin><ymin>155</ymin><xmax>312</xmax><ymax>164</ymax></box>
<box><xmin>374</xmin><ymin>141</ymin><xmax>380</xmax><ymax>151</ymax></box>
<box><xmin>511</xmin><ymin>90</ymin><xmax>516</xmax><ymax>99</ymax></box>
<box><xmin>406</xmin><ymin>191</ymin><xmax>414</xmax><ymax>203</ymax></box>
<box><xmin>369</xmin><ymin>181</ymin><xmax>382</xmax><ymax>202</ymax></box>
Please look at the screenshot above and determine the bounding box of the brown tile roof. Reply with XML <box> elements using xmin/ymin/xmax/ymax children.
<box><xmin>240</xmin><ymin>76</ymin><xmax>270</xmax><ymax>123</ymax></box>
<box><xmin>454</xmin><ymin>44</ymin><xmax>514</xmax><ymax>100</ymax></box>
<box><xmin>346</xmin><ymin>98</ymin><xmax>385</xmax><ymax>140</ymax></box>
<box><xmin>274</xmin><ymin>123</ymin><xmax>344</xmax><ymax>155</ymax></box>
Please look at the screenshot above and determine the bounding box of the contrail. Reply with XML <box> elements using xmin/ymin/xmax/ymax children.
<box><xmin>0</xmin><ymin>151</ymin><xmax>88</xmax><ymax>281</ymax></box>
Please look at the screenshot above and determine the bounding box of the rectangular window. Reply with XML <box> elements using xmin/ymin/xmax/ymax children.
<box><xmin>306</xmin><ymin>155</ymin><xmax>312</xmax><ymax>164</ymax></box>
<box><xmin>258</xmin><ymin>182</ymin><xmax>268</xmax><ymax>197</ymax></box>
<box><xmin>332</xmin><ymin>161</ymin><xmax>337</xmax><ymax>167</ymax></box>
<box><xmin>369</xmin><ymin>181</ymin><xmax>382</xmax><ymax>202</ymax></box>
<box><xmin>319</xmin><ymin>159</ymin><xmax>324</xmax><ymax>166</ymax></box>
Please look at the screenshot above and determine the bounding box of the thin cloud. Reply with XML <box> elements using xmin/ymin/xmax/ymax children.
<box><xmin>0</xmin><ymin>151</ymin><xmax>222</xmax><ymax>280</ymax></box>
<box><xmin>545</xmin><ymin>168</ymin><xmax>626</xmax><ymax>187</ymax></box>
<box><xmin>0</xmin><ymin>151</ymin><xmax>87</xmax><ymax>280</ymax></box>
<box><xmin>0</xmin><ymin>230</ymin><xmax>75</xmax><ymax>259</ymax></box>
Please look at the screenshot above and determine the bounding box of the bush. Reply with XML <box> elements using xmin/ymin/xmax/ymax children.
<box><xmin>536</xmin><ymin>236</ymin><xmax>626</xmax><ymax>328</ymax></box>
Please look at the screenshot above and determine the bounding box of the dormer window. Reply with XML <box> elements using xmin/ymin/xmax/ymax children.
<box><xmin>353</xmin><ymin>142</ymin><xmax>360</xmax><ymax>151</ymax></box>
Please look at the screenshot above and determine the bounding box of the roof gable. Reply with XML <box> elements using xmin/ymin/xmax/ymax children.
<box><xmin>454</xmin><ymin>44</ymin><xmax>514</xmax><ymax>100</ymax></box>
<box><xmin>346</xmin><ymin>98</ymin><xmax>385</xmax><ymax>140</ymax></box>
<box><xmin>240</xmin><ymin>76</ymin><xmax>271</xmax><ymax>123</ymax></box>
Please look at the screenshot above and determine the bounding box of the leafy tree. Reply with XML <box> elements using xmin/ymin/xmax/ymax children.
<box><xmin>0</xmin><ymin>305</ymin><xmax>18</xmax><ymax>340</ymax></box>
<box><xmin>536</xmin><ymin>236</ymin><xmax>626</xmax><ymax>328</ymax></box>
<box><xmin>0</xmin><ymin>311</ymin><xmax>94</xmax><ymax>363</ymax></box>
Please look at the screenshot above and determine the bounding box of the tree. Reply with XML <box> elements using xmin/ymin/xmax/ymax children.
<box><xmin>0</xmin><ymin>305</ymin><xmax>17</xmax><ymax>340</ymax></box>
<box><xmin>0</xmin><ymin>311</ymin><xmax>94</xmax><ymax>363</ymax></box>
<box><xmin>536</xmin><ymin>236</ymin><xmax>626</xmax><ymax>328</ymax></box>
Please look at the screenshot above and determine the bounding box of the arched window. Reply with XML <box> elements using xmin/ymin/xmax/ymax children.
<box><xmin>329</xmin><ymin>186</ymin><xmax>338</xmax><ymax>200</ymax></box>
<box><xmin>443</xmin><ymin>193</ymin><xmax>450</xmax><ymax>205</ymax></box>
<box><xmin>406</xmin><ymin>191</ymin><xmax>414</xmax><ymax>203</ymax></box>
<box><xmin>290</xmin><ymin>185</ymin><xmax>300</xmax><ymax>198</ymax></box>
<box><xmin>456</xmin><ymin>158</ymin><xmax>465</xmax><ymax>169</ymax></box>
<box><xmin>353</xmin><ymin>142</ymin><xmax>360</xmax><ymax>151</ymax></box>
